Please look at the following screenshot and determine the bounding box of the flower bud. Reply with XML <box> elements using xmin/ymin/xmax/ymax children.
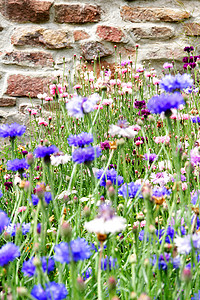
<box><xmin>182</xmin><ymin>268</ymin><xmax>192</xmax><ymax>283</ymax></box>
<box><xmin>138</xmin><ymin>293</ymin><xmax>151</xmax><ymax>300</ymax></box>
<box><xmin>129</xmin><ymin>254</ymin><xmax>137</xmax><ymax>264</ymax></box>
<box><xmin>130</xmin><ymin>292</ymin><xmax>137</xmax><ymax>299</ymax></box>
<box><xmin>136</xmin><ymin>212</ymin><xmax>145</xmax><ymax>221</ymax></box>
<box><xmin>77</xmin><ymin>277</ymin><xmax>86</xmax><ymax>292</ymax></box>
<box><xmin>17</xmin><ymin>287</ymin><xmax>28</xmax><ymax>297</ymax></box>
<box><xmin>26</xmin><ymin>153</ymin><xmax>34</xmax><ymax>165</ymax></box>
<box><xmin>108</xmin><ymin>276</ymin><xmax>117</xmax><ymax>291</ymax></box>
<box><xmin>149</xmin><ymin>225</ymin><xmax>156</xmax><ymax>234</ymax></box>
<box><xmin>107</xmin><ymin>186</ymin><xmax>116</xmax><ymax>198</ymax></box>
<box><xmin>33</xmin><ymin>257</ymin><xmax>41</xmax><ymax>268</ymax></box>
<box><xmin>83</xmin><ymin>206</ymin><xmax>91</xmax><ymax>218</ymax></box>
<box><xmin>61</xmin><ymin>222</ymin><xmax>72</xmax><ymax>241</ymax></box>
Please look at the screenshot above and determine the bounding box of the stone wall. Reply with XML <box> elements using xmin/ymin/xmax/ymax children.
<box><xmin>0</xmin><ymin>0</ymin><xmax>199</xmax><ymax>123</ymax></box>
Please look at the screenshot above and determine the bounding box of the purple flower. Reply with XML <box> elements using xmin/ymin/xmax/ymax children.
<box><xmin>68</xmin><ymin>132</ymin><xmax>93</xmax><ymax>147</ymax></box>
<box><xmin>152</xmin><ymin>187</ymin><xmax>171</xmax><ymax>198</ymax></box>
<box><xmin>134</xmin><ymin>100</ymin><xmax>146</xmax><ymax>109</ymax></box>
<box><xmin>0</xmin><ymin>243</ymin><xmax>20</xmax><ymax>266</ymax></box>
<box><xmin>7</xmin><ymin>158</ymin><xmax>30</xmax><ymax>173</ymax></box>
<box><xmin>95</xmin><ymin>168</ymin><xmax>124</xmax><ymax>187</ymax></box>
<box><xmin>175</xmin><ymin>234</ymin><xmax>200</xmax><ymax>254</ymax></box>
<box><xmin>147</xmin><ymin>93</ymin><xmax>184</xmax><ymax>115</ymax></box>
<box><xmin>0</xmin><ymin>211</ymin><xmax>9</xmax><ymax>234</ymax></box>
<box><xmin>152</xmin><ymin>253</ymin><xmax>180</xmax><ymax>270</ymax></box>
<box><xmin>184</xmin><ymin>46</ymin><xmax>194</xmax><ymax>53</ymax></box>
<box><xmin>100</xmin><ymin>141</ymin><xmax>110</xmax><ymax>150</ymax></box>
<box><xmin>0</xmin><ymin>123</ymin><xmax>26</xmax><ymax>139</ymax></box>
<box><xmin>34</xmin><ymin>145</ymin><xmax>59</xmax><ymax>158</ymax></box>
<box><xmin>144</xmin><ymin>153</ymin><xmax>157</xmax><ymax>163</ymax></box>
<box><xmin>22</xmin><ymin>257</ymin><xmax>55</xmax><ymax>277</ymax></box>
<box><xmin>191</xmin><ymin>190</ymin><xmax>200</xmax><ymax>205</ymax></box>
<box><xmin>31</xmin><ymin>282</ymin><xmax>68</xmax><ymax>300</ymax></box>
<box><xmin>44</xmin><ymin>192</ymin><xmax>52</xmax><ymax>204</ymax></box>
<box><xmin>159</xmin><ymin>73</ymin><xmax>193</xmax><ymax>93</ymax></box>
<box><xmin>101</xmin><ymin>257</ymin><xmax>117</xmax><ymax>271</ymax></box>
<box><xmin>191</xmin><ymin>116</ymin><xmax>200</xmax><ymax>123</ymax></box>
<box><xmin>82</xmin><ymin>267</ymin><xmax>92</xmax><ymax>280</ymax></box>
<box><xmin>66</xmin><ymin>94</ymin><xmax>99</xmax><ymax>119</ymax></box>
<box><xmin>72</xmin><ymin>146</ymin><xmax>101</xmax><ymax>164</ymax></box>
<box><xmin>118</xmin><ymin>182</ymin><xmax>142</xmax><ymax>199</ymax></box>
<box><xmin>5</xmin><ymin>223</ymin><xmax>31</xmax><ymax>236</ymax></box>
<box><xmin>191</xmin><ymin>290</ymin><xmax>200</xmax><ymax>300</ymax></box>
<box><xmin>31</xmin><ymin>194</ymin><xmax>39</xmax><ymax>205</ymax></box>
<box><xmin>54</xmin><ymin>238</ymin><xmax>91</xmax><ymax>264</ymax></box>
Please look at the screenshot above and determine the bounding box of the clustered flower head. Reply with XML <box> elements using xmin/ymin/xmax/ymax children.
<box><xmin>5</xmin><ymin>222</ymin><xmax>31</xmax><ymax>236</ymax></box>
<box><xmin>50</xmin><ymin>152</ymin><xmax>71</xmax><ymax>166</ymax></box>
<box><xmin>0</xmin><ymin>211</ymin><xmax>9</xmax><ymax>234</ymax></box>
<box><xmin>118</xmin><ymin>182</ymin><xmax>143</xmax><ymax>199</ymax></box>
<box><xmin>84</xmin><ymin>203</ymin><xmax>126</xmax><ymax>235</ymax></box>
<box><xmin>68</xmin><ymin>132</ymin><xmax>101</xmax><ymax>164</ymax></box>
<box><xmin>66</xmin><ymin>94</ymin><xmax>99</xmax><ymax>119</ymax></box>
<box><xmin>0</xmin><ymin>242</ymin><xmax>20</xmax><ymax>266</ymax></box>
<box><xmin>0</xmin><ymin>123</ymin><xmax>26</xmax><ymax>139</ymax></box>
<box><xmin>22</xmin><ymin>257</ymin><xmax>55</xmax><ymax>277</ymax></box>
<box><xmin>175</xmin><ymin>234</ymin><xmax>200</xmax><ymax>255</ymax></box>
<box><xmin>7</xmin><ymin>158</ymin><xmax>30</xmax><ymax>173</ymax></box>
<box><xmin>108</xmin><ymin>119</ymin><xmax>138</xmax><ymax>138</ymax></box>
<box><xmin>31</xmin><ymin>282</ymin><xmax>68</xmax><ymax>300</ymax></box>
<box><xmin>68</xmin><ymin>132</ymin><xmax>93</xmax><ymax>147</ymax></box>
<box><xmin>159</xmin><ymin>73</ymin><xmax>193</xmax><ymax>93</ymax></box>
<box><xmin>95</xmin><ymin>168</ymin><xmax>123</xmax><ymax>187</ymax></box>
<box><xmin>34</xmin><ymin>145</ymin><xmax>59</xmax><ymax>164</ymax></box>
<box><xmin>31</xmin><ymin>191</ymin><xmax>52</xmax><ymax>205</ymax></box>
<box><xmin>147</xmin><ymin>93</ymin><xmax>185</xmax><ymax>115</ymax></box>
<box><xmin>54</xmin><ymin>238</ymin><xmax>91</xmax><ymax>264</ymax></box>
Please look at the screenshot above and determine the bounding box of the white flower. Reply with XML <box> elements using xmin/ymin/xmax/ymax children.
<box><xmin>37</xmin><ymin>93</ymin><xmax>47</xmax><ymax>100</ymax></box>
<box><xmin>51</xmin><ymin>154</ymin><xmax>71</xmax><ymax>166</ymax></box>
<box><xmin>175</xmin><ymin>234</ymin><xmax>200</xmax><ymax>255</ymax></box>
<box><xmin>108</xmin><ymin>124</ymin><xmax>138</xmax><ymax>138</ymax></box>
<box><xmin>84</xmin><ymin>216</ymin><xmax>126</xmax><ymax>234</ymax></box>
<box><xmin>150</xmin><ymin>171</ymin><xmax>172</xmax><ymax>186</ymax></box>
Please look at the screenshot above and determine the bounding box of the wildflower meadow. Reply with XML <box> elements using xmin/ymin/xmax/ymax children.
<box><xmin>1</xmin><ymin>46</ymin><xmax>200</xmax><ymax>300</ymax></box>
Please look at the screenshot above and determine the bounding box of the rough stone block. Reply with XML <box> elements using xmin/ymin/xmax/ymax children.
<box><xmin>184</xmin><ymin>23</ymin><xmax>200</xmax><ymax>36</ymax></box>
<box><xmin>81</xmin><ymin>41</ymin><xmax>113</xmax><ymax>60</ymax></box>
<box><xmin>74</xmin><ymin>30</ymin><xmax>89</xmax><ymax>41</ymax></box>
<box><xmin>54</xmin><ymin>4</ymin><xmax>101</xmax><ymax>23</ymax></box>
<box><xmin>0</xmin><ymin>0</ymin><xmax>52</xmax><ymax>23</ymax></box>
<box><xmin>121</xmin><ymin>6</ymin><xmax>190</xmax><ymax>22</ymax></box>
<box><xmin>131</xmin><ymin>26</ymin><xmax>174</xmax><ymax>40</ymax></box>
<box><xmin>96</xmin><ymin>25</ymin><xmax>124</xmax><ymax>42</ymax></box>
<box><xmin>0</xmin><ymin>97</ymin><xmax>16</xmax><ymax>107</ymax></box>
<box><xmin>6</xmin><ymin>75</ymin><xmax>51</xmax><ymax>98</ymax></box>
<box><xmin>11</xmin><ymin>27</ymin><xmax>72</xmax><ymax>49</ymax></box>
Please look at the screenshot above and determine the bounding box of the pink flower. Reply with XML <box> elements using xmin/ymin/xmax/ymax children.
<box><xmin>38</xmin><ymin>118</ymin><xmax>48</xmax><ymax>126</ymax></box>
<box><xmin>94</xmin><ymin>105</ymin><xmax>103</xmax><ymax>110</ymax></box>
<box><xmin>45</xmin><ymin>96</ymin><xmax>53</xmax><ymax>101</ymax></box>
<box><xmin>31</xmin><ymin>109</ymin><xmax>37</xmax><ymax>115</ymax></box>
<box><xmin>18</xmin><ymin>206</ymin><xmax>27</xmax><ymax>212</ymax></box>
<box><xmin>182</xmin><ymin>182</ymin><xmax>187</xmax><ymax>191</ymax></box>
<box><xmin>135</xmin><ymin>140</ymin><xmax>143</xmax><ymax>146</ymax></box>
<box><xmin>73</xmin><ymin>84</ymin><xmax>82</xmax><ymax>90</ymax></box>
<box><xmin>110</xmin><ymin>79</ymin><xmax>116</xmax><ymax>86</ymax></box>
<box><xmin>154</xmin><ymin>136</ymin><xmax>170</xmax><ymax>144</ymax></box>
<box><xmin>4</xmin><ymin>174</ymin><xmax>11</xmax><ymax>180</ymax></box>
<box><xmin>140</xmin><ymin>221</ymin><xmax>146</xmax><ymax>228</ymax></box>
<box><xmin>163</xmin><ymin>62</ymin><xmax>173</xmax><ymax>69</ymax></box>
<box><xmin>102</xmin><ymin>99</ymin><xmax>113</xmax><ymax>106</ymax></box>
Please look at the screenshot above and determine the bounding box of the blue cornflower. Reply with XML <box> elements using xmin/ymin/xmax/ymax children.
<box><xmin>192</xmin><ymin>291</ymin><xmax>200</xmax><ymax>300</ymax></box>
<box><xmin>34</xmin><ymin>145</ymin><xmax>59</xmax><ymax>158</ymax></box>
<box><xmin>152</xmin><ymin>187</ymin><xmax>171</xmax><ymax>198</ymax></box>
<box><xmin>0</xmin><ymin>123</ymin><xmax>26</xmax><ymax>139</ymax></box>
<box><xmin>6</xmin><ymin>222</ymin><xmax>31</xmax><ymax>236</ymax></box>
<box><xmin>118</xmin><ymin>182</ymin><xmax>142</xmax><ymax>199</ymax></box>
<box><xmin>66</xmin><ymin>94</ymin><xmax>98</xmax><ymax>119</ymax></box>
<box><xmin>95</xmin><ymin>168</ymin><xmax>124</xmax><ymax>187</ymax></box>
<box><xmin>7</xmin><ymin>158</ymin><xmax>30</xmax><ymax>173</ymax></box>
<box><xmin>147</xmin><ymin>92</ymin><xmax>185</xmax><ymax>115</ymax></box>
<box><xmin>0</xmin><ymin>211</ymin><xmax>9</xmax><ymax>234</ymax></box>
<box><xmin>68</xmin><ymin>132</ymin><xmax>93</xmax><ymax>147</ymax></box>
<box><xmin>191</xmin><ymin>116</ymin><xmax>200</xmax><ymax>123</ymax></box>
<box><xmin>44</xmin><ymin>192</ymin><xmax>52</xmax><ymax>204</ymax></box>
<box><xmin>191</xmin><ymin>190</ymin><xmax>200</xmax><ymax>205</ymax></box>
<box><xmin>82</xmin><ymin>267</ymin><xmax>93</xmax><ymax>280</ymax></box>
<box><xmin>72</xmin><ymin>146</ymin><xmax>101</xmax><ymax>164</ymax></box>
<box><xmin>101</xmin><ymin>257</ymin><xmax>117</xmax><ymax>271</ymax></box>
<box><xmin>144</xmin><ymin>153</ymin><xmax>157</xmax><ymax>163</ymax></box>
<box><xmin>152</xmin><ymin>253</ymin><xmax>180</xmax><ymax>270</ymax></box>
<box><xmin>31</xmin><ymin>282</ymin><xmax>68</xmax><ymax>300</ymax></box>
<box><xmin>31</xmin><ymin>194</ymin><xmax>40</xmax><ymax>205</ymax></box>
<box><xmin>0</xmin><ymin>190</ymin><xmax>3</xmax><ymax>198</ymax></box>
<box><xmin>22</xmin><ymin>257</ymin><xmax>55</xmax><ymax>277</ymax></box>
<box><xmin>159</xmin><ymin>73</ymin><xmax>193</xmax><ymax>93</ymax></box>
<box><xmin>54</xmin><ymin>238</ymin><xmax>91</xmax><ymax>264</ymax></box>
<box><xmin>0</xmin><ymin>242</ymin><xmax>20</xmax><ymax>266</ymax></box>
